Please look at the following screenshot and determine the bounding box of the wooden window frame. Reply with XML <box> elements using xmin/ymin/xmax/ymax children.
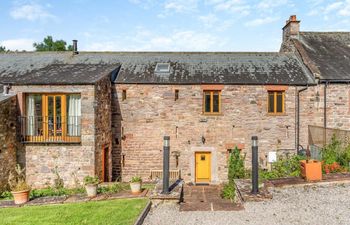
<box><xmin>23</xmin><ymin>93</ymin><xmax>81</xmax><ymax>143</ymax></box>
<box><xmin>267</xmin><ymin>91</ymin><xmax>285</xmax><ymax>115</ymax></box>
<box><xmin>203</xmin><ymin>90</ymin><xmax>221</xmax><ymax>115</ymax></box>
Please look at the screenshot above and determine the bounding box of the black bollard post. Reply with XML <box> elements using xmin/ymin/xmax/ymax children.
<box><xmin>162</xmin><ymin>136</ymin><xmax>170</xmax><ymax>194</ymax></box>
<box><xmin>251</xmin><ymin>136</ymin><xmax>259</xmax><ymax>194</ymax></box>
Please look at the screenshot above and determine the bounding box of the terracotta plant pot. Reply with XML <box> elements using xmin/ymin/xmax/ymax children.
<box><xmin>85</xmin><ymin>184</ymin><xmax>98</xmax><ymax>197</ymax></box>
<box><xmin>130</xmin><ymin>182</ymin><xmax>142</xmax><ymax>194</ymax></box>
<box><xmin>300</xmin><ymin>160</ymin><xmax>322</xmax><ymax>181</ymax></box>
<box><xmin>11</xmin><ymin>190</ymin><xmax>30</xmax><ymax>205</ymax></box>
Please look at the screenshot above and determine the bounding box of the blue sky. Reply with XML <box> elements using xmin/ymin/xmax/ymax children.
<box><xmin>1</xmin><ymin>0</ymin><xmax>350</xmax><ymax>51</ymax></box>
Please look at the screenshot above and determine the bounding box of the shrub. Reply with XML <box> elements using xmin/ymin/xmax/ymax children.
<box><xmin>321</xmin><ymin>135</ymin><xmax>341</xmax><ymax>165</ymax></box>
<box><xmin>0</xmin><ymin>191</ymin><xmax>12</xmax><ymax>200</ymax></box>
<box><xmin>338</xmin><ymin>145</ymin><xmax>350</xmax><ymax>169</ymax></box>
<box><xmin>221</xmin><ymin>183</ymin><xmax>236</xmax><ymax>201</ymax></box>
<box><xmin>98</xmin><ymin>183</ymin><xmax>129</xmax><ymax>194</ymax></box>
<box><xmin>29</xmin><ymin>187</ymin><xmax>85</xmax><ymax>199</ymax></box>
<box><xmin>130</xmin><ymin>176</ymin><xmax>142</xmax><ymax>183</ymax></box>
<box><xmin>51</xmin><ymin>166</ymin><xmax>64</xmax><ymax>189</ymax></box>
<box><xmin>228</xmin><ymin>147</ymin><xmax>246</xmax><ymax>182</ymax></box>
<box><xmin>260</xmin><ymin>154</ymin><xmax>305</xmax><ymax>181</ymax></box>
<box><xmin>8</xmin><ymin>164</ymin><xmax>30</xmax><ymax>192</ymax></box>
<box><xmin>321</xmin><ymin>134</ymin><xmax>350</xmax><ymax>172</ymax></box>
<box><xmin>83</xmin><ymin>176</ymin><xmax>99</xmax><ymax>185</ymax></box>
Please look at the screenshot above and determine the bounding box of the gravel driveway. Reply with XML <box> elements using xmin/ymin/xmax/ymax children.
<box><xmin>144</xmin><ymin>183</ymin><xmax>350</xmax><ymax>225</ymax></box>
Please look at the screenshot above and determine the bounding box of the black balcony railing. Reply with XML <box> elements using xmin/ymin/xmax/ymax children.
<box><xmin>20</xmin><ymin>116</ymin><xmax>81</xmax><ymax>143</ymax></box>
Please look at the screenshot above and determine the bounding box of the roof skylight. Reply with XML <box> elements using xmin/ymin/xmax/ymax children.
<box><xmin>155</xmin><ymin>63</ymin><xmax>170</xmax><ymax>73</ymax></box>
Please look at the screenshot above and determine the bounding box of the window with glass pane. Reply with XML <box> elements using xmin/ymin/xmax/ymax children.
<box><xmin>26</xmin><ymin>94</ymin><xmax>43</xmax><ymax>136</ymax></box>
<box><xmin>24</xmin><ymin>93</ymin><xmax>81</xmax><ymax>142</ymax></box>
<box><xmin>268</xmin><ymin>92</ymin><xmax>275</xmax><ymax>113</ymax></box>
<box><xmin>213</xmin><ymin>92</ymin><xmax>219</xmax><ymax>113</ymax></box>
<box><xmin>267</xmin><ymin>91</ymin><xmax>285</xmax><ymax>114</ymax></box>
<box><xmin>276</xmin><ymin>92</ymin><xmax>283</xmax><ymax>113</ymax></box>
<box><xmin>203</xmin><ymin>90</ymin><xmax>221</xmax><ymax>114</ymax></box>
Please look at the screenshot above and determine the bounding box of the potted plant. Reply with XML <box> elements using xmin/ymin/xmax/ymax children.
<box><xmin>83</xmin><ymin>176</ymin><xmax>99</xmax><ymax>197</ymax></box>
<box><xmin>300</xmin><ymin>146</ymin><xmax>322</xmax><ymax>181</ymax></box>
<box><xmin>8</xmin><ymin>164</ymin><xmax>31</xmax><ymax>205</ymax></box>
<box><xmin>130</xmin><ymin>176</ymin><xmax>142</xmax><ymax>194</ymax></box>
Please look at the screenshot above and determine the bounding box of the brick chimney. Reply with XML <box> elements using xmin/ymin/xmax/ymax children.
<box><xmin>282</xmin><ymin>15</ymin><xmax>300</xmax><ymax>41</ymax></box>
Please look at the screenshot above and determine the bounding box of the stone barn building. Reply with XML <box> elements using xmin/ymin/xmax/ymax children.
<box><xmin>0</xmin><ymin>15</ymin><xmax>349</xmax><ymax>188</ymax></box>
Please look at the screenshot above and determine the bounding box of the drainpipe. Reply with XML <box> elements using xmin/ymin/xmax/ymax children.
<box><xmin>297</xmin><ymin>86</ymin><xmax>308</xmax><ymax>152</ymax></box>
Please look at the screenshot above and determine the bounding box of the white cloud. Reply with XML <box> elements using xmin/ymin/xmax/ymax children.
<box><xmin>0</xmin><ymin>38</ymin><xmax>35</xmax><ymax>51</ymax></box>
<box><xmin>198</xmin><ymin>13</ymin><xmax>219</xmax><ymax>27</ymax></box>
<box><xmin>163</xmin><ymin>0</ymin><xmax>199</xmax><ymax>13</ymax></box>
<box><xmin>256</xmin><ymin>0</ymin><xmax>288</xmax><ymax>10</ymax></box>
<box><xmin>244</xmin><ymin>17</ymin><xmax>279</xmax><ymax>27</ymax></box>
<box><xmin>10</xmin><ymin>2</ymin><xmax>57</xmax><ymax>22</ymax></box>
<box><xmin>308</xmin><ymin>0</ymin><xmax>350</xmax><ymax>18</ymax></box>
<box><xmin>128</xmin><ymin>0</ymin><xmax>157</xmax><ymax>9</ymax></box>
<box><xmin>206</xmin><ymin>0</ymin><xmax>250</xmax><ymax>16</ymax></box>
<box><xmin>338</xmin><ymin>0</ymin><xmax>350</xmax><ymax>16</ymax></box>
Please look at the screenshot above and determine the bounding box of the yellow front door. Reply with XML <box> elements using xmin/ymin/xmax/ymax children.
<box><xmin>195</xmin><ymin>152</ymin><xmax>211</xmax><ymax>183</ymax></box>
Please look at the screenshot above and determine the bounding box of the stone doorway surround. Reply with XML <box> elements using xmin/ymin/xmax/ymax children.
<box><xmin>190</xmin><ymin>147</ymin><xmax>219</xmax><ymax>184</ymax></box>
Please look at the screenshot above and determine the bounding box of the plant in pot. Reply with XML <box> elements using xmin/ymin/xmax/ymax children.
<box><xmin>300</xmin><ymin>146</ymin><xmax>322</xmax><ymax>181</ymax></box>
<box><xmin>83</xmin><ymin>176</ymin><xmax>99</xmax><ymax>197</ymax></box>
<box><xmin>8</xmin><ymin>164</ymin><xmax>31</xmax><ymax>205</ymax></box>
<box><xmin>130</xmin><ymin>176</ymin><xmax>142</xmax><ymax>194</ymax></box>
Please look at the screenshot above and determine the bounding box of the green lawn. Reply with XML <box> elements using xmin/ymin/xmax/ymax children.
<box><xmin>0</xmin><ymin>198</ymin><xmax>148</xmax><ymax>225</ymax></box>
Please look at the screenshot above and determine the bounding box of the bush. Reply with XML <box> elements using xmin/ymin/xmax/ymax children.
<box><xmin>260</xmin><ymin>154</ymin><xmax>305</xmax><ymax>181</ymax></box>
<box><xmin>8</xmin><ymin>164</ymin><xmax>30</xmax><ymax>192</ymax></box>
<box><xmin>30</xmin><ymin>187</ymin><xmax>85</xmax><ymax>199</ymax></box>
<box><xmin>321</xmin><ymin>135</ymin><xmax>350</xmax><ymax>172</ymax></box>
<box><xmin>321</xmin><ymin>135</ymin><xmax>341</xmax><ymax>165</ymax></box>
<box><xmin>221</xmin><ymin>183</ymin><xmax>236</xmax><ymax>201</ymax></box>
<box><xmin>0</xmin><ymin>191</ymin><xmax>12</xmax><ymax>200</ymax></box>
<box><xmin>228</xmin><ymin>147</ymin><xmax>246</xmax><ymax>182</ymax></box>
<box><xmin>98</xmin><ymin>183</ymin><xmax>129</xmax><ymax>194</ymax></box>
<box><xmin>130</xmin><ymin>176</ymin><xmax>142</xmax><ymax>183</ymax></box>
<box><xmin>83</xmin><ymin>176</ymin><xmax>99</xmax><ymax>185</ymax></box>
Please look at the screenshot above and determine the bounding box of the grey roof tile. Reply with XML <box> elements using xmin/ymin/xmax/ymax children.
<box><xmin>0</xmin><ymin>52</ymin><xmax>314</xmax><ymax>85</ymax></box>
<box><xmin>297</xmin><ymin>32</ymin><xmax>350</xmax><ymax>80</ymax></box>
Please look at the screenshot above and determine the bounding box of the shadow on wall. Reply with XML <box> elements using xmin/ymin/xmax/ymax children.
<box><xmin>111</xmin><ymin>87</ymin><xmax>123</xmax><ymax>181</ymax></box>
<box><xmin>0</xmin><ymin>95</ymin><xmax>23</xmax><ymax>192</ymax></box>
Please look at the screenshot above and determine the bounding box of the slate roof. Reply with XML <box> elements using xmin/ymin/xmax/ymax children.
<box><xmin>0</xmin><ymin>52</ymin><xmax>314</xmax><ymax>85</ymax></box>
<box><xmin>0</xmin><ymin>63</ymin><xmax>119</xmax><ymax>85</ymax></box>
<box><xmin>294</xmin><ymin>32</ymin><xmax>350</xmax><ymax>81</ymax></box>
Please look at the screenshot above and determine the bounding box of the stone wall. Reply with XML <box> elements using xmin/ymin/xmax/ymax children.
<box><xmin>112</xmin><ymin>84</ymin><xmax>298</xmax><ymax>183</ymax></box>
<box><xmin>111</xmin><ymin>87</ymin><xmax>122</xmax><ymax>180</ymax></box>
<box><xmin>299</xmin><ymin>84</ymin><xmax>350</xmax><ymax>147</ymax></box>
<box><xmin>11</xmin><ymin>85</ymin><xmax>97</xmax><ymax>188</ymax></box>
<box><xmin>0</xmin><ymin>96</ymin><xmax>19</xmax><ymax>192</ymax></box>
<box><xmin>94</xmin><ymin>76</ymin><xmax>113</xmax><ymax>181</ymax></box>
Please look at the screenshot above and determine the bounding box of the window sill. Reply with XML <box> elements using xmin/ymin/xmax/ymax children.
<box><xmin>202</xmin><ymin>112</ymin><xmax>223</xmax><ymax>116</ymax></box>
<box><xmin>266</xmin><ymin>113</ymin><xmax>288</xmax><ymax>116</ymax></box>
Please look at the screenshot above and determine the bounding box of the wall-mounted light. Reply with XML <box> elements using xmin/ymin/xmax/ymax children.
<box><xmin>201</xmin><ymin>136</ymin><xmax>206</xmax><ymax>144</ymax></box>
<box><xmin>172</xmin><ymin>151</ymin><xmax>181</xmax><ymax>168</ymax></box>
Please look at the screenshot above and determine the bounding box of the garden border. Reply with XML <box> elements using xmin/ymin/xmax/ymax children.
<box><xmin>134</xmin><ymin>200</ymin><xmax>152</xmax><ymax>225</ymax></box>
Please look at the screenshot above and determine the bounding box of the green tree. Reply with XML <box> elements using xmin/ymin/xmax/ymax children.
<box><xmin>33</xmin><ymin>36</ymin><xmax>73</xmax><ymax>51</ymax></box>
<box><xmin>0</xmin><ymin>46</ymin><xmax>6</xmax><ymax>52</ymax></box>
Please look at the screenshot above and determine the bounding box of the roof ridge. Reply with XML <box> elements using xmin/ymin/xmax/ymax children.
<box><xmin>0</xmin><ymin>51</ymin><xmax>285</xmax><ymax>55</ymax></box>
<box><xmin>301</xmin><ymin>31</ymin><xmax>350</xmax><ymax>34</ymax></box>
